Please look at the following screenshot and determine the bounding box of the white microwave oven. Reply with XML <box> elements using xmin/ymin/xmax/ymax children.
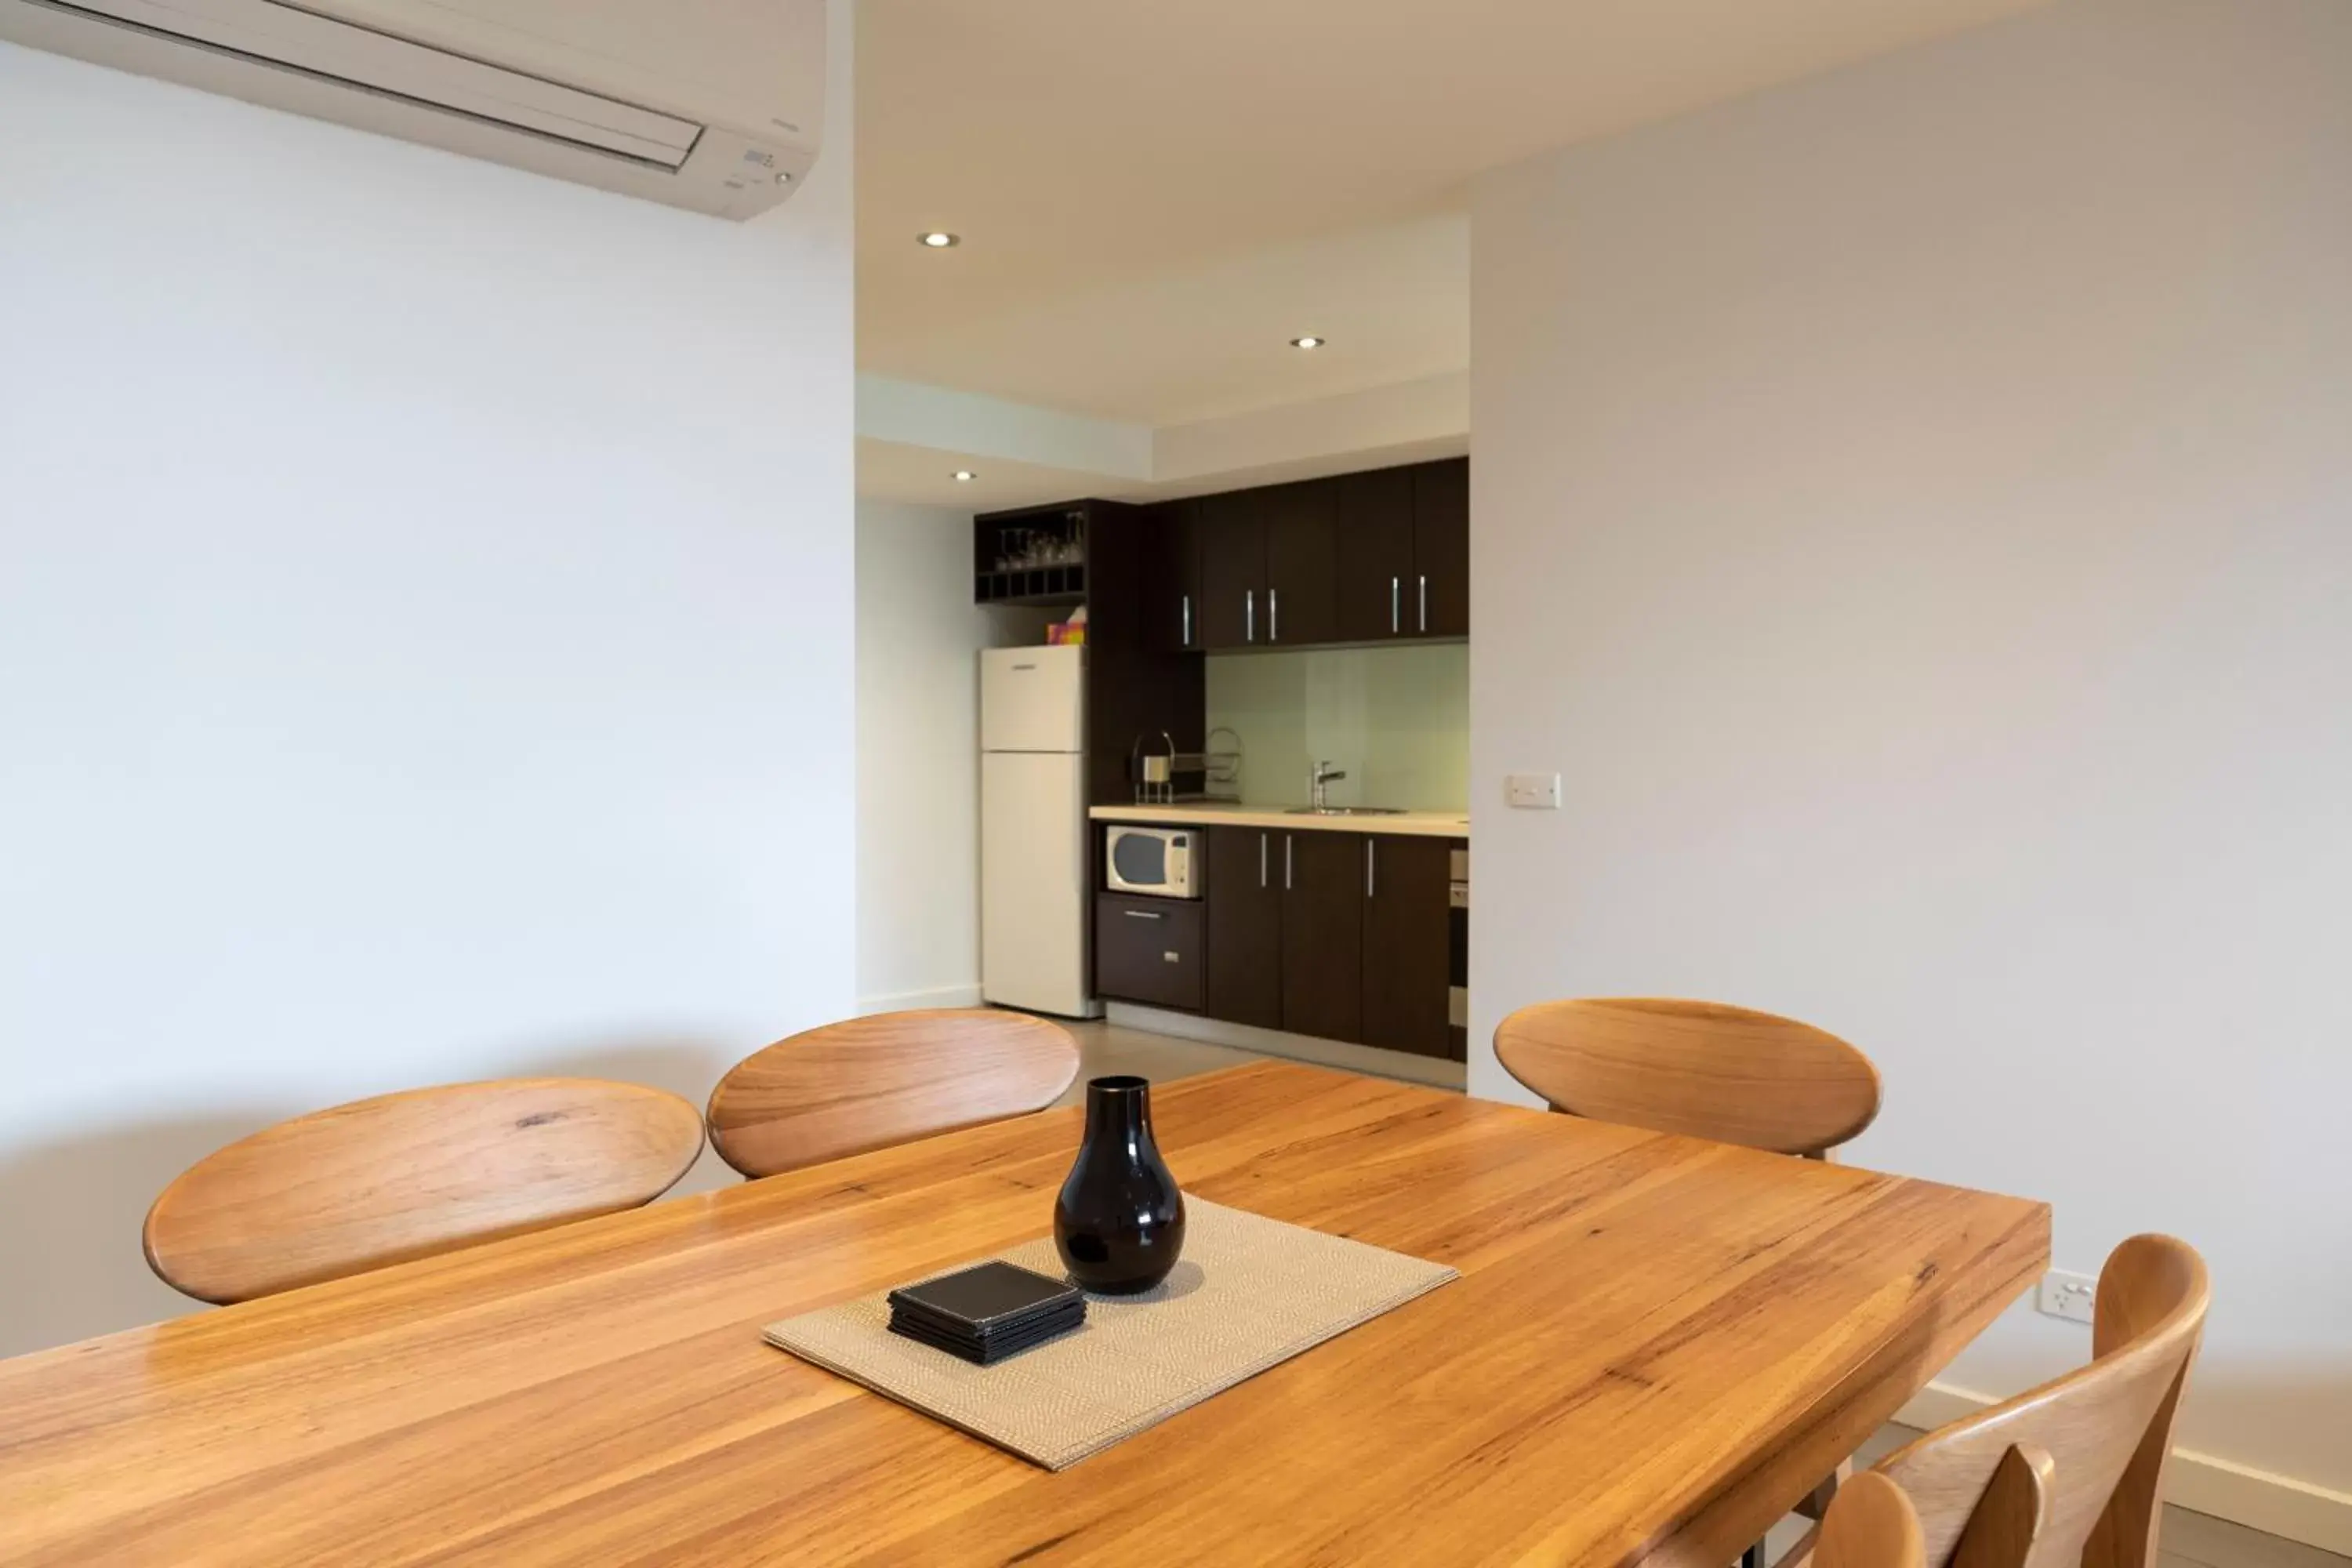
<box><xmin>1105</xmin><ymin>825</ymin><xmax>1198</xmax><ymax>898</ymax></box>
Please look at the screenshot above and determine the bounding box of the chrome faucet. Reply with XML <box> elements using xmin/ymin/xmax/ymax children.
<box><xmin>1309</xmin><ymin>759</ymin><xmax>1347</xmax><ymax>811</ymax></box>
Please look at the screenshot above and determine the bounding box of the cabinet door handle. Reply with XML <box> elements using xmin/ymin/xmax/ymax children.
<box><xmin>1391</xmin><ymin>575</ymin><xmax>1400</xmax><ymax>634</ymax></box>
<box><xmin>1367</xmin><ymin>839</ymin><xmax>1377</xmax><ymax>898</ymax></box>
<box><xmin>1269</xmin><ymin>587</ymin><xmax>1279</xmax><ymax>642</ymax></box>
<box><xmin>1418</xmin><ymin>574</ymin><xmax>1428</xmax><ymax>633</ymax></box>
<box><xmin>1245</xmin><ymin>588</ymin><xmax>1255</xmax><ymax>643</ymax></box>
<box><xmin>1181</xmin><ymin>593</ymin><xmax>1192</xmax><ymax>647</ymax></box>
<box><xmin>1284</xmin><ymin>835</ymin><xmax>1294</xmax><ymax>891</ymax></box>
<box><xmin>1259</xmin><ymin>832</ymin><xmax>1269</xmax><ymax>888</ymax></box>
<box><xmin>1123</xmin><ymin>908</ymin><xmax>1165</xmax><ymax>920</ymax></box>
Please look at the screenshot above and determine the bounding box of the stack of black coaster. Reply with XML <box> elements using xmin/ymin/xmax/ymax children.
<box><xmin>886</xmin><ymin>1261</ymin><xmax>1086</xmax><ymax>1366</ymax></box>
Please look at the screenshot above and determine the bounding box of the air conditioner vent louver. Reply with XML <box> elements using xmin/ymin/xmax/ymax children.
<box><xmin>0</xmin><ymin>0</ymin><xmax>824</xmax><ymax>220</ymax></box>
<box><xmin>27</xmin><ymin>0</ymin><xmax>702</xmax><ymax>167</ymax></box>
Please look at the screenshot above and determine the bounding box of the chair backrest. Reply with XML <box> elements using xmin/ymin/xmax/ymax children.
<box><xmin>1875</xmin><ymin>1234</ymin><xmax>2208</xmax><ymax>1568</ymax></box>
<box><xmin>144</xmin><ymin>1078</ymin><xmax>706</xmax><ymax>1304</ymax></box>
<box><xmin>705</xmin><ymin>1008</ymin><xmax>1081</xmax><ymax>1178</ymax></box>
<box><xmin>1491</xmin><ymin>997</ymin><xmax>1882</xmax><ymax>1156</ymax></box>
<box><xmin>1818</xmin><ymin>1472</ymin><xmax>1928</xmax><ymax>1568</ymax></box>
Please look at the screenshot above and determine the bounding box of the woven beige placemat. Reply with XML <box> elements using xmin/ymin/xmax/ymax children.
<box><xmin>763</xmin><ymin>1196</ymin><xmax>1457</xmax><ymax>1470</ymax></box>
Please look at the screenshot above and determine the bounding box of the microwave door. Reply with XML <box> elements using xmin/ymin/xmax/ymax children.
<box><xmin>1109</xmin><ymin>830</ymin><xmax>1169</xmax><ymax>892</ymax></box>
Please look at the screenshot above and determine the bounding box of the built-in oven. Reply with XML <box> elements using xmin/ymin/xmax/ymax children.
<box><xmin>1105</xmin><ymin>824</ymin><xmax>1200</xmax><ymax>899</ymax></box>
<box><xmin>1448</xmin><ymin>847</ymin><xmax>1468</xmax><ymax>1052</ymax></box>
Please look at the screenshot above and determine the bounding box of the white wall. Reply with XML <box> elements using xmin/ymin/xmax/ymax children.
<box><xmin>855</xmin><ymin>499</ymin><xmax>1050</xmax><ymax>1011</ymax></box>
<box><xmin>1472</xmin><ymin>0</ymin><xmax>2352</xmax><ymax>1519</ymax></box>
<box><xmin>0</xmin><ymin>9</ymin><xmax>855</xmax><ymax>1358</ymax></box>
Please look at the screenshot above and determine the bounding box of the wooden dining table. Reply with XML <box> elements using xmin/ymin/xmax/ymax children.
<box><xmin>0</xmin><ymin>1061</ymin><xmax>2047</xmax><ymax>1566</ymax></box>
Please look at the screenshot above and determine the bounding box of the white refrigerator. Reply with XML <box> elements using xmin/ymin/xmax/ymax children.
<box><xmin>979</xmin><ymin>644</ymin><xmax>1097</xmax><ymax>1017</ymax></box>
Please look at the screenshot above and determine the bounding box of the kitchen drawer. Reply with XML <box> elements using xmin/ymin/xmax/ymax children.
<box><xmin>1094</xmin><ymin>894</ymin><xmax>1205</xmax><ymax>1012</ymax></box>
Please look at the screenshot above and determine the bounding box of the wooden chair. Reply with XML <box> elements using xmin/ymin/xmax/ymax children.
<box><xmin>1817</xmin><ymin>1472</ymin><xmax>1927</xmax><ymax>1568</ymax></box>
<box><xmin>705</xmin><ymin>1008</ymin><xmax>1081</xmax><ymax>1178</ymax></box>
<box><xmin>1492</xmin><ymin>997</ymin><xmax>1882</xmax><ymax>1158</ymax></box>
<box><xmin>1780</xmin><ymin>1233</ymin><xmax>2208</xmax><ymax>1568</ymax></box>
<box><xmin>144</xmin><ymin>1078</ymin><xmax>706</xmax><ymax>1305</ymax></box>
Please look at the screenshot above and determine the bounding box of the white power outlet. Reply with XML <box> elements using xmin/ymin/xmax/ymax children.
<box><xmin>2037</xmin><ymin>1269</ymin><xmax>2098</xmax><ymax>1326</ymax></box>
<box><xmin>1505</xmin><ymin>773</ymin><xmax>1562</xmax><ymax>810</ymax></box>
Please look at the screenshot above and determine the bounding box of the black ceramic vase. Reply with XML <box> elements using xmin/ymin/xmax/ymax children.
<box><xmin>1054</xmin><ymin>1076</ymin><xmax>1185</xmax><ymax>1294</ymax></box>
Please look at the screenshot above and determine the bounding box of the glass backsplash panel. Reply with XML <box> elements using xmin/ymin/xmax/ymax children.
<box><xmin>1205</xmin><ymin>643</ymin><xmax>1468</xmax><ymax>811</ymax></box>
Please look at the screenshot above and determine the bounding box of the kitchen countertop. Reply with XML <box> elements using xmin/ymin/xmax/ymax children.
<box><xmin>1089</xmin><ymin>802</ymin><xmax>1469</xmax><ymax>840</ymax></box>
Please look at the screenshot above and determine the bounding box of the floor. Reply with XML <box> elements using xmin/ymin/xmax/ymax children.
<box><xmin>1065</xmin><ymin>1020</ymin><xmax>2350</xmax><ymax>1568</ymax></box>
<box><xmin>1053</xmin><ymin>1018</ymin><xmax>1265</xmax><ymax>1107</ymax></box>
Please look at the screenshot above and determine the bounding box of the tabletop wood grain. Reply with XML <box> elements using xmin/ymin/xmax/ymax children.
<box><xmin>0</xmin><ymin>1062</ymin><xmax>2047</xmax><ymax>1567</ymax></box>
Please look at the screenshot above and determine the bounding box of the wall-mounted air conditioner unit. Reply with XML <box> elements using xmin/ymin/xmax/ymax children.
<box><xmin>0</xmin><ymin>0</ymin><xmax>824</xmax><ymax>220</ymax></box>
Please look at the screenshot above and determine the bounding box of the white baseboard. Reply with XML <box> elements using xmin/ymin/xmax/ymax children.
<box><xmin>1104</xmin><ymin>1003</ymin><xmax>1467</xmax><ymax>1091</ymax></box>
<box><xmin>1896</xmin><ymin>1381</ymin><xmax>2352</xmax><ymax>1555</ymax></box>
<box><xmin>855</xmin><ymin>984</ymin><xmax>982</xmax><ymax>1015</ymax></box>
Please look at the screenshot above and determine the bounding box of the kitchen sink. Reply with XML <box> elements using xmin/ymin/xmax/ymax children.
<box><xmin>1284</xmin><ymin>806</ymin><xmax>1406</xmax><ymax>816</ymax></box>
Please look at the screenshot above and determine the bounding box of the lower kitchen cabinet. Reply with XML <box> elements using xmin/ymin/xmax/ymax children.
<box><xmin>1359</xmin><ymin>835</ymin><xmax>1456</xmax><ymax>1059</ymax></box>
<box><xmin>1279</xmin><ymin>830</ymin><xmax>1363</xmax><ymax>1044</ymax></box>
<box><xmin>1102</xmin><ymin>826</ymin><xmax>1461</xmax><ymax>1065</ymax></box>
<box><xmin>1094</xmin><ymin>893</ymin><xmax>1204</xmax><ymax>1013</ymax></box>
<box><xmin>1206</xmin><ymin>826</ymin><xmax>1282</xmax><ymax>1029</ymax></box>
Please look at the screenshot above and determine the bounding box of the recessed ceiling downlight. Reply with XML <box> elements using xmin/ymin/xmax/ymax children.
<box><xmin>953</xmin><ymin>470</ymin><xmax>977</xmax><ymax>481</ymax></box>
<box><xmin>1290</xmin><ymin>335</ymin><xmax>1326</xmax><ymax>350</ymax></box>
<box><xmin>920</xmin><ymin>231</ymin><xmax>960</xmax><ymax>248</ymax></box>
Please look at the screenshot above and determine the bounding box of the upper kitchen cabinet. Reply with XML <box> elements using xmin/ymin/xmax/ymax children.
<box><xmin>1334</xmin><ymin>466</ymin><xmax>1417</xmax><ymax>641</ymax></box>
<box><xmin>1260</xmin><ymin>479</ymin><xmax>1342</xmax><ymax>647</ymax></box>
<box><xmin>1333</xmin><ymin>459</ymin><xmax>1467</xmax><ymax>642</ymax></box>
<box><xmin>1175</xmin><ymin>459</ymin><xmax>1468</xmax><ymax>650</ymax></box>
<box><xmin>973</xmin><ymin>502</ymin><xmax>1091</xmax><ymax>606</ymax></box>
<box><xmin>1128</xmin><ymin>456</ymin><xmax>1468</xmax><ymax>656</ymax></box>
<box><xmin>1413</xmin><ymin>457</ymin><xmax>1470</xmax><ymax>639</ymax></box>
<box><xmin>1196</xmin><ymin>488</ymin><xmax>1263</xmax><ymax>650</ymax></box>
<box><xmin>1147</xmin><ymin>499</ymin><xmax>1204</xmax><ymax>654</ymax></box>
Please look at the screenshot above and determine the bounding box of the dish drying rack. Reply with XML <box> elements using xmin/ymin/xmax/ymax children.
<box><xmin>1131</xmin><ymin>729</ymin><xmax>1243</xmax><ymax>806</ymax></box>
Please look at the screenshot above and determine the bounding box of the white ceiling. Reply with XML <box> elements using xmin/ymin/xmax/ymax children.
<box><xmin>856</xmin><ymin>0</ymin><xmax>2056</xmax><ymax>426</ymax></box>
<box><xmin>858</xmin><ymin>437</ymin><xmax>1130</xmax><ymax>512</ymax></box>
<box><xmin>871</xmin><ymin>213</ymin><xmax>1468</xmax><ymax>428</ymax></box>
<box><xmin>857</xmin><ymin>368</ymin><xmax>1470</xmax><ymax>510</ymax></box>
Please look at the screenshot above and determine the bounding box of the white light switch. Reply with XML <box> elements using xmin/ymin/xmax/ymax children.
<box><xmin>1505</xmin><ymin>773</ymin><xmax>1562</xmax><ymax>810</ymax></box>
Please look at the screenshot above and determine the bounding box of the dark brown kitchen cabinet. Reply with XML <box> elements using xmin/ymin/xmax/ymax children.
<box><xmin>1334</xmin><ymin>466</ymin><xmax>1417</xmax><ymax>643</ymax></box>
<box><xmin>1196</xmin><ymin>490</ymin><xmax>1262</xmax><ymax>649</ymax></box>
<box><xmin>1094</xmin><ymin>893</ymin><xmax>1204</xmax><ymax>1013</ymax></box>
<box><xmin>1413</xmin><ymin>458</ymin><xmax>1470</xmax><ymax>639</ymax></box>
<box><xmin>1148</xmin><ymin>499</ymin><xmax>1204</xmax><ymax>654</ymax></box>
<box><xmin>1359</xmin><ymin>835</ymin><xmax>1456</xmax><ymax>1059</ymax></box>
<box><xmin>1169</xmin><ymin>459</ymin><xmax>1467</xmax><ymax>652</ymax></box>
<box><xmin>1205</xmin><ymin>826</ymin><xmax>1282</xmax><ymax>1029</ymax></box>
<box><xmin>1261</xmin><ymin>480</ymin><xmax>1341</xmax><ymax>647</ymax></box>
<box><xmin>1279</xmin><ymin>830</ymin><xmax>1363</xmax><ymax>1044</ymax></box>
